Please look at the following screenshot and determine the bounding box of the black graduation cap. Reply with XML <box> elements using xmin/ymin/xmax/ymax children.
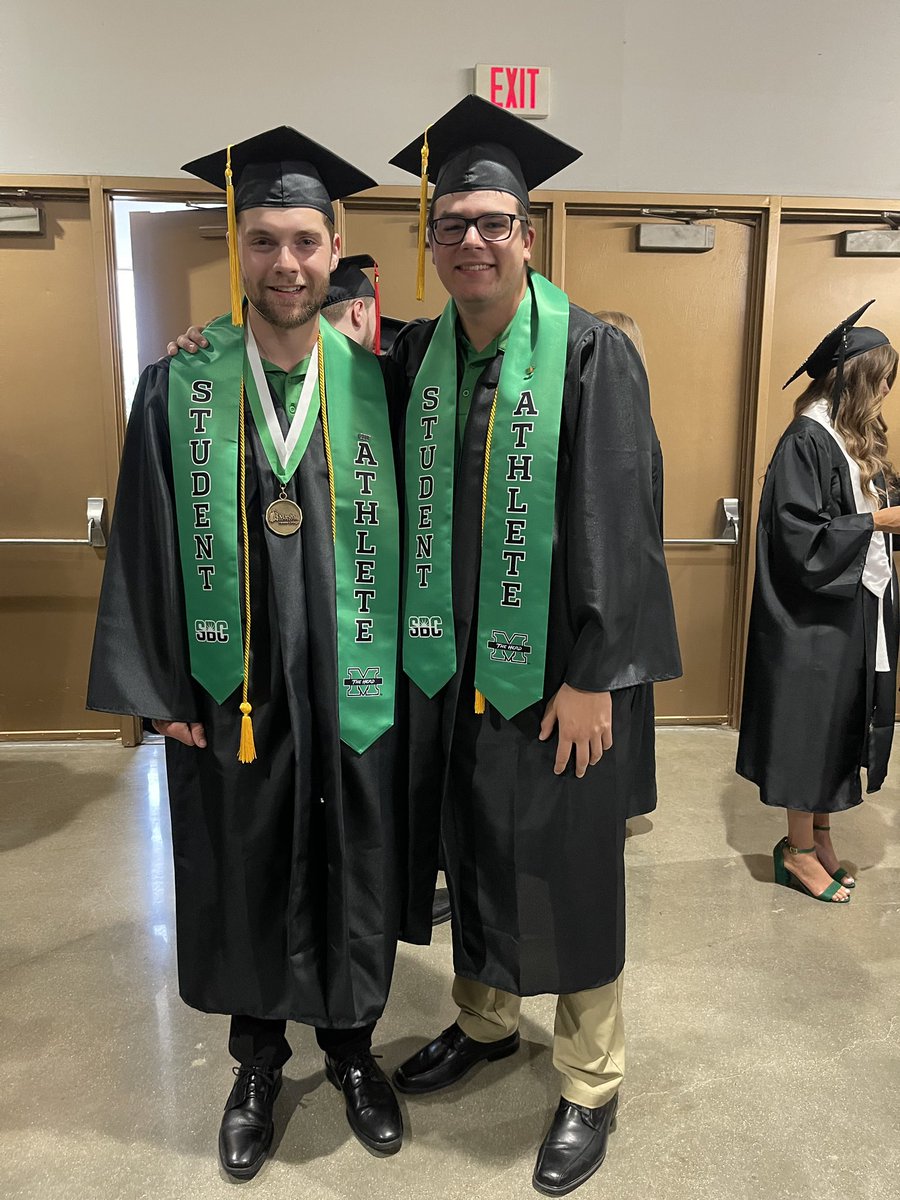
<box><xmin>323</xmin><ymin>254</ymin><xmax>382</xmax><ymax>353</ymax></box>
<box><xmin>181</xmin><ymin>126</ymin><xmax>377</xmax><ymax>326</ymax></box>
<box><xmin>324</xmin><ymin>254</ymin><xmax>378</xmax><ymax>306</ymax></box>
<box><xmin>390</xmin><ymin>94</ymin><xmax>581</xmax><ymax>209</ymax></box>
<box><xmin>783</xmin><ymin>300</ymin><xmax>890</xmax><ymax>420</ymax></box>
<box><xmin>389</xmin><ymin>94</ymin><xmax>581</xmax><ymax>299</ymax></box>
<box><xmin>182</xmin><ymin>125</ymin><xmax>377</xmax><ymax>220</ymax></box>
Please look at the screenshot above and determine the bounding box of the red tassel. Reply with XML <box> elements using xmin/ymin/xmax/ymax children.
<box><xmin>373</xmin><ymin>260</ymin><xmax>382</xmax><ymax>356</ymax></box>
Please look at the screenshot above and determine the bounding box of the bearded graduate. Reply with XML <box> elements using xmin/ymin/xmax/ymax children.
<box><xmin>87</xmin><ymin>127</ymin><xmax>406</xmax><ymax>1179</ymax></box>
<box><xmin>738</xmin><ymin>302</ymin><xmax>900</xmax><ymax>904</ymax></box>
<box><xmin>385</xmin><ymin>97</ymin><xmax>681</xmax><ymax>1197</ymax></box>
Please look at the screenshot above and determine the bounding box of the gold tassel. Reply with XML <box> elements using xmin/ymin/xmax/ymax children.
<box><xmin>415</xmin><ymin>127</ymin><xmax>430</xmax><ymax>302</ymax></box>
<box><xmin>238</xmin><ymin>701</ymin><xmax>257</xmax><ymax>763</ymax></box>
<box><xmin>474</xmin><ymin>689</ymin><xmax>486</xmax><ymax>714</ymax></box>
<box><xmin>225</xmin><ymin>144</ymin><xmax>244</xmax><ymax>326</ymax></box>
<box><xmin>236</xmin><ymin>382</ymin><xmax>256</xmax><ymax>763</ymax></box>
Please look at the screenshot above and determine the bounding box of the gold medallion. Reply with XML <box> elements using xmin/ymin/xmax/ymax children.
<box><xmin>265</xmin><ymin>497</ymin><xmax>302</xmax><ymax>536</ymax></box>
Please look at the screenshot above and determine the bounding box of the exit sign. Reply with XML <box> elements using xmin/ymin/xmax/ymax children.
<box><xmin>474</xmin><ymin>64</ymin><xmax>550</xmax><ymax>119</ymax></box>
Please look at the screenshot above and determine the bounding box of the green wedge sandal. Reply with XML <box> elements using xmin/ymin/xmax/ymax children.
<box><xmin>772</xmin><ymin>837</ymin><xmax>850</xmax><ymax>904</ymax></box>
<box><xmin>813</xmin><ymin>823</ymin><xmax>856</xmax><ymax>888</ymax></box>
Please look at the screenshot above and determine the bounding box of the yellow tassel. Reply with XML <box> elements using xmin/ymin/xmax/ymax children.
<box><xmin>415</xmin><ymin>127</ymin><xmax>430</xmax><ymax>302</ymax></box>
<box><xmin>225</xmin><ymin>144</ymin><xmax>244</xmax><ymax>326</ymax></box>
<box><xmin>474</xmin><ymin>689</ymin><xmax>486</xmax><ymax>715</ymax></box>
<box><xmin>238</xmin><ymin>701</ymin><xmax>257</xmax><ymax>763</ymax></box>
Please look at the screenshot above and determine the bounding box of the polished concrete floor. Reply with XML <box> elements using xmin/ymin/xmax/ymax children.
<box><xmin>1</xmin><ymin>729</ymin><xmax>898</xmax><ymax>1200</ymax></box>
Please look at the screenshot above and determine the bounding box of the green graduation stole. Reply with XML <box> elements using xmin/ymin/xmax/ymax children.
<box><xmin>403</xmin><ymin>270</ymin><xmax>569</xmax><ymax>719</ymax></box>
<box><xmin>169</xmin><ymin>315</ymin><xmax>398</xmax><ymax>754</ymax></box>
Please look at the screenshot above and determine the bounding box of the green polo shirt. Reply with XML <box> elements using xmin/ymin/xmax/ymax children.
<box><xmin>262</xmin><ymin>355</ymin><xmax>311</xmax><ymax>419</ymax></box>
<box><xmin>456</xmin><ymin>322</ymin><xmax>513</xmax><ymax>453</ymax></box>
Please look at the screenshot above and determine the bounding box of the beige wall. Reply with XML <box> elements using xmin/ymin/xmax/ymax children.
<box><xmin>4</xmin><ymin>2</ymin><xmax>900</xmax><ymax>198</ymax></box>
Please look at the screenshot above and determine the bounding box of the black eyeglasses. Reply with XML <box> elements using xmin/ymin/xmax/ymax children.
<box><xmin>429</xmin><ymin>213</ymin><xmax>528</xmax><ymax>245</ymax></box>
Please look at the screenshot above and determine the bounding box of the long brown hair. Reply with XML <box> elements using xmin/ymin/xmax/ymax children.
<box><xmin>793</xmin><ymin>342</ymin><xmax>898</xmax><ymax>497</ymax></box>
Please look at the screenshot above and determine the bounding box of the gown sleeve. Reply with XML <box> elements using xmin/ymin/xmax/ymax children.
<box><xmin>767</xmin><ymin>428</ymin><xmax>874</xmax><ymax>598</ymax></box>
<box><xmin>86</xmin><ymin>360</ymin><xmax>199</xmax><ymax>722</ymax></box>
<box><xmin>563</xmin><ymin>324</ymin><xmax>682</xmax><ymax>692</ymax></box>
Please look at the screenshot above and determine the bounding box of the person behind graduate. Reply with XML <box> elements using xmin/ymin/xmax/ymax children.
<box><xmin>737</xmin><ymin>302</ymin><xmax>900</xmax><ymax>904</ymax></box>
<box><xmin>88</xmin><ymin>126</ymin><xmax>408</xmax><ymax>1181</ymax></box>
<box><xmin>383</xmin><ymin>97</ymin><xmax>682</xmax><ymax>1197</ymax></box>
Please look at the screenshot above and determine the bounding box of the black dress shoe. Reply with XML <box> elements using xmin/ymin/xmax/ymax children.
<box><xmin>393</xmin><ymin>1022</ymin><xmax>519</xmax><ymax>1094</ymax></box>
<box><xmin>431</xmin><ymin>887</ymin><xmax>452</xmax><ymax>926</ymax></box>
<box><xmin>218</xmin><ymin>1065</ymin><xmax>282</xmax><ymax>1181</ymax></box>
<box><xmin>325</xmin><ymin>1050</ymin><xmax>403</xmax><ymax>1155</ymax></box>
<box><xmin>532</xmin><ymin>1092</ymin><xmax>618</xmax><ymax>1196</ymax></box>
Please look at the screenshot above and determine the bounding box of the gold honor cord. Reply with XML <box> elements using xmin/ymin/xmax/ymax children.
<box><xmin>237</xmin><ymin>381</ymin><xmax>256</xmax><ymax>762</ymax></box>
<box><xmin>474</xmin><ymin>387</ymin><xmax>501</xmax><ymax>715</ymax></box>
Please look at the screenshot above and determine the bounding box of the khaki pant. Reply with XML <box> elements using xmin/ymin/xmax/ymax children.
<box><xmin>453</xmin><ymin>972</ymin><xmax>624</xmax><ymax>1109</ymax></box>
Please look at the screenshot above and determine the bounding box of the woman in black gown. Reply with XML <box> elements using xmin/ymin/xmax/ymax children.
<box><xmin>738</xmin><ymin>303</ymin><xmax>900</xmax><ymax>903</ymax></box>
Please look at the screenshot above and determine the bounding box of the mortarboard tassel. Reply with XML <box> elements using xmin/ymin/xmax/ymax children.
<box><xmin>415</xmin><ymin>127</ymin><xmax>430</xmax><ymax>302</ymax></box>
<box><xmin>373</xmin><ymin>260</ymin><xmax>382</xmax><ymax>355</ymax></box>
<box><xmin>225</xmin><ymin>145</ymin><xmax>244</xmax><ymax>327</ymax></box>
<box><xmin>474</xmin><ymin>689</ymin><xmax>486</xmax><ymax>714</ymax></box>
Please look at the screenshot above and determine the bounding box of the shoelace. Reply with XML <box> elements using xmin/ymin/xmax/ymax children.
<box><xmin>331</xmin><ymin>1050</ymin><xmax>384</xmax><ymax>1082</ymax></box>
<box><xmin>232</xmin><ymin>1065</ymin><xmax>277</xmax><ymax>1102</ymax></box>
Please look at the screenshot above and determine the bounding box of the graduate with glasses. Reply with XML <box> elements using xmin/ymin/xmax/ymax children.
<box><xmin>386</xmin><ymin>96</ymin><xmax>681</xmax><ymax>1196</ymax></box>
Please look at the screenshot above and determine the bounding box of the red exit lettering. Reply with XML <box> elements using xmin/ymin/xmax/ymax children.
<box><xmin>489</xmin><ymin>66</ymin><xmax>541</xmax><ymax>111</ymax></box>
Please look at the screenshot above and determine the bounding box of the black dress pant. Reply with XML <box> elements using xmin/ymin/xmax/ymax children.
<box><xmin>229</xmin><ymin>1015</ymin><xmax>377</xmax><ymax>1071</ymax></box>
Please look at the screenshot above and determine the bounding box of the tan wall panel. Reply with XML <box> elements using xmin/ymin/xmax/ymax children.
<box><xmin>0</xmin><ymin>198</ymin><xmax>117</xmax><ymax>733</ymax></box>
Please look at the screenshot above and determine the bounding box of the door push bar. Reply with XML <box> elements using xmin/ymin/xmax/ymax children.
<box><xmin>1</xmin><ymin>495</ymin><xmax>737</xmax><ymax>551</ymax></box>
<box><xmin>0</xmin><ymin>498</ymin><xmax>109</xmax><ymax>548</ymax></box>
<box><xmin>664</xmin><ymin>498</ymin><xmax>740</xmax><ymax>547</ymax></box>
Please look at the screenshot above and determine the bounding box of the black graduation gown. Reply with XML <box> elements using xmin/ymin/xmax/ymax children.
<box><xmin>737</xmin><ymin>416</ymin><xmax>898</xmax><ymax>812</ymax></box>
<box><xmin>389</xmin><ymin>306</ymin><xmax>682</xmax><ymax>996</ymax></box>
<box><xmin>626</xmin><ymin>422</ymin><xmax>665</xmax><ymax>820</ymax></box>
<box><xmin>87</xmin><ymin>358</ymin><xmax>403</xmax><ymax>1029</ymax></box>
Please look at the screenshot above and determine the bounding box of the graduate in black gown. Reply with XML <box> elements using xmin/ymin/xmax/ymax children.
<box><xmin>737</xmin><ymin>302</ymin><xmax>900</xmax><ymax>904</ymax></box>
<box><xmin>88</xmin><ymin>127</ymin><xmax>406</xmax><ymax>1178</ymax></box>
<box><xmin>384</xmin><ymin>97</ymin><xmax>681</xmax><ymax>1197</ymax></box>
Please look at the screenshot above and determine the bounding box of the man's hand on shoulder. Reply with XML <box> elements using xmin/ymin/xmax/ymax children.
<box><xmin>166</xmin><ymin>326</ymin><xmax>209</xmax><ymax>357</ymax></box>
<box><xmin>152</xmin><ymin>719</ymin><xmax>207</xmax><ymax>748</ymax></box>
<box><xmin>539</xmin><ymin>685</ymin><xmax>612</xmax><ymax>779</ymax></box>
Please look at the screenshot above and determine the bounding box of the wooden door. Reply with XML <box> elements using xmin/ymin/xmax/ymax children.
<box><xmin>564</xmin><ymin>209</ymin><xmax>758</xmax><ymax>721</ymax></box>
<box><xmin>0</xmin><ymin>194</ymin><xmax>121</xmax><ymax>738</ymax></box>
